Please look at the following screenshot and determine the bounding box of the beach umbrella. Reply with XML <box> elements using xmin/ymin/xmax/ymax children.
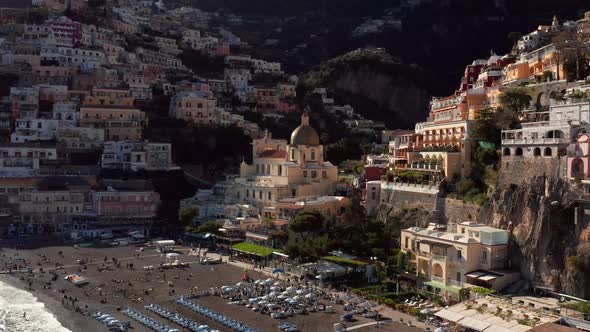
<box><xmin>305</xmin><ymin>293</ymin><xmax>314</xmax><ymax>299</ymax></box>
<box><xmin>420</xmin><ymin>308</ymin><xmax>433</xmax><ymax>315</ymax></box>
<box><xmin>339</xmin><ymin>294</ymin><xmax>354</xmax><ymax>301</ymax></box>
<box><xmin>296</xmin><ymin>289</ymin><xmax>305</xmax><ymax>295</ymax></box>
<box><xmin>434</xmin><ymin>328</ymin><xmax>448</xmax><ymax>332</ymax></box>
<box><xmin>265</xmin><ymin>278</ymin><xmax>273</xmax><ymax>282</ymax></box>
<box><xmin>254</xmin><ymin>280</ymin><xmax>261</xmax><ymax>285</ymax></box>
<box><xmin>272</xmin><ymin>268</ymin><xmax>285</xmax><ymax>274</ymax></box>
<box><xmin>349</xmin><ymin>297</ymin><xmax>363</xmax><ymax>304</ymax></box>
<box><xmin>286</xmin><ymin>286</ymin><xmax>294</xmax><ymax>291</ymax></box>
<box><xmin>273</xmin><ymin>281</ymin><xmax>281</xmax><ymax>286</ymax></box>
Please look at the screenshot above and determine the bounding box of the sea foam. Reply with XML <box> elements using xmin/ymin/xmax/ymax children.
<box><xmin>0</xmin><ymin>279</ymin><xmax>71</xmax><ymax>332</ymax></box>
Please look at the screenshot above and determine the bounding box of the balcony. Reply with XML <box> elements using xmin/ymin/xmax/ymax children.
<box><xmin>501</xmin><ymin>137</ymin><xmax>569</xmax><ymax>146</ymax></box>
<box><xmin>431</xmin><ymin>254</ymin><xmax>447</xmax><ymax>262</ymax></box>
<box><xmin>431</xmin><ymin>276</ymin><xmax>444</xmax><ymax>283</ymax></box>
<box><xmin>447</xmin><ymin>279</ymin><xmax>464</xmax><ymax>287</ymax></box>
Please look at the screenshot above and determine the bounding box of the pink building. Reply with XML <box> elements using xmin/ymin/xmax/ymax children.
<box><xmin>389</xmin><ymin>132</ymin><xmax>423</xmax><ymax>169</ymax></box>
<box><xmin>568</xmin><ymin>133</ymin><xmax>590</xmax><ymax>180</ymax></box>
<box><xmin>255</xmin><ymin>87</ymin><xmax>279</xmax><ymax>109</ymax></box>
<box><xmin>92</xmin><ymin>191</ymin><xmax>160</xmax><ymax>222</ymax></box>
<box><xmin>278</xmin><ymin>100</ymin><xmax>297</xmax><ymax>113</ymax></box>
<box><xmin>205</xmin><ymin>42</ymin><xmax>230</xmax><ymax>57</ymax></box>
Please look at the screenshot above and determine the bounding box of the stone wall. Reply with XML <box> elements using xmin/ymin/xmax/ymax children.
<box><xmin>499</xmin><ymin>156</ymin><xmax>566</xmax><ymax>187</ymax></box>
<box><xmin>380</xmin><ymin>186</ymin><xmax>438</xmax><ymax>211</ymax></box>
<box><xmin>439</xmin><ymin>198</ymin><xmax>480</xmax><ymax>224</ymax></box>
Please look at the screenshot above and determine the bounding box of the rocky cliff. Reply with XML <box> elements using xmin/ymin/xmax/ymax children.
<box><xmin>301</xmin><ymin>49</ymin><xmax>431</xmax><ymax>129</ymax></box>
<box><xmin>478</xmin><ymin>157</ymin><xmax>590</xmax><ymax>298</ymax></box>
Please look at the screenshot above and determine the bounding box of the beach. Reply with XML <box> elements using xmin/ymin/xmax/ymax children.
<box><xmin>0</xmin><ymin>242</ymin><xmax>425</xmax><ymax>332</ymax></box>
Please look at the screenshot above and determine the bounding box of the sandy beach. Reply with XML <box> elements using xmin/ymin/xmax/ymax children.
<box><xmin>0</xmin><ymin>242</ymin><xmax>424</xmax><ymax>332</ymax></box>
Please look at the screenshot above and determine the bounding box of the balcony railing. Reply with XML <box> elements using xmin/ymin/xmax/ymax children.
<box><xmin>447</xmin><ymin>279</ymin><xmax>464</xmax><ymax>287</ymax></box>
<box><xmin>431</xmin><ymin>254</ymin><xmax>447</xmax><ymax>262</ymax></box>
<box><xmin>431</xmin><ymin>276</ymin><xmax>444</xmax><ymax>283</ymax></box>
<box><xmin>501</xmin><ymin>137</ymin><xmax>569</xmax><ymax>145</ymax></box>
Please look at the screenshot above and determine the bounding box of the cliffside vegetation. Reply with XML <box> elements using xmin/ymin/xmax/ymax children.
<box><xmin>299</xmin><ymin>48</ymin><xmax>431</xmax><ymax>129</ymax></box>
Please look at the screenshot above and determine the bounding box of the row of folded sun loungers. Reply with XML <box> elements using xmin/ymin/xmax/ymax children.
<box><xmin>145</xmin><ymin>303</ymin><xmax>220</xmax><ymax>332</ymax></box>
<box><xmin>122</xmin><ymin>307</ymin><xmax>179</xmax><ymax>332</ymax></box>
<box><xmin>177</xmin><ymin>296</ymin><xmax>258</xmax><ymax>332</ymax></box>
<box><xmin>91</xmin><ymin>312</ymin><xmax>130</xmax><ymax>331</ymax></box>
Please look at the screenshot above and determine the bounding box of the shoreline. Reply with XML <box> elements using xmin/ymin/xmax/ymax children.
<box><xmin>0</xmin><ymin>273</ymin><xmax>102</xmax><ymax>332</ymax></box>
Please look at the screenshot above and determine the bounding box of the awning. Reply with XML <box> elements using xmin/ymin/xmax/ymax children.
<box><xmin>483</xmin><ymin>326</ymin><xmax>514</xmax><ymax>332</ymax></box>
<box><xmin>245</xmin><ymin>232</ymin><xmax>269</xmax><ymax>241</ymax></box>
<box><xmin>478</xmin><ymin>274</ymin><xmax>499</xmax><ymax>282</ymax></box>
<box><xmin>418</xmin><ymin>240</ymin><xmax>452</xmax><ymax>248</ymax></box>
<box><xmin>435</xmin><ymin>309</ymin><xmax>464</xmax><ymax>322</ymax></box>
<box><xmin>424</xmin><ymin>281</ymin><xmax>462</xmax><ymax>293</ymax></box>
<box><xmin>466</xmin><ymin>271</ymin><xmax>486</xmax><ymax>278</ymax></box>
<box><xmin>273</xmin><ymin>251</ymin><xmax>288</xmax><ymax>258</ymax></box>
<box><xmin>460</xmin><ymin>316</ymin><xmax>491</xmax><ymax>331</ymax></box>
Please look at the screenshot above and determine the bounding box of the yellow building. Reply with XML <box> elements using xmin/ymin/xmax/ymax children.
<box><xmin>79</xmin><ymin>105</ymin><xmax>146</xmax><ymax>141</ymax></box>
<box><xmin>401</xmin><ymin>222</ymin><xmax>519</xmax><ymax>301</ymax></box>
<box><xmin>226</xmin><ymin>112</ymin><xmax>338</xmax><ymax>208</ymax></box>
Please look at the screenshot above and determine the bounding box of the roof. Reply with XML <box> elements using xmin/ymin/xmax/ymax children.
<box><xmin>291</xmin><ymin>124</ymin><xmax>319</xmax><ymax>145</ymax></box>
<box><xmin>257</xmin><ymin>149</ymin><xmax>286</xmax><ymax>159</ymax></box>
<box><xmin>529</xmin><ymin>323</ymin><xmax>579</xmax><ymax>332</ymax></box>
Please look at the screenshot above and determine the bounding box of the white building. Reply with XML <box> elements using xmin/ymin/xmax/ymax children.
<box><xmin>11</xmin><ymin>118</ymin><xmax>59</xmax><ymax>143</ymax></box>
<box><xmin>101</xmin><ymin>141</ymin><xmax>174</xmax><ymax>171</ymax></box>
<box><xmin>0</xmin><ymin>143</ymin><xmax>57</xmax><ymax>176</ymax></box>
<box><xmin>501</xmin><ymin>97</ymin><xmax>590</xmax><ymax>158</ymax></box>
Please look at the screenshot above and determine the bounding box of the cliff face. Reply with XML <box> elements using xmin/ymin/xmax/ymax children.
<box><xmin>302</xmin><ymin>49</ymin><xmax>430</xmax><ymax>128</ymax></box>
<box><xmin>478</xmin><ymin>159</ymin><xmax>590</xmax><ymax>297</ymax></box>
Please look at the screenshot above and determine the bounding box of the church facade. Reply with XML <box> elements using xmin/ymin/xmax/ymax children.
<box><xmin>224</xmin><ymin>112</ymin><xmax>338</xmax><ymax>208</ymax></box>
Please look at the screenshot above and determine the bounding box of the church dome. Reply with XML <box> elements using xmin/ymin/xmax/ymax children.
<box><xmin>290</xmin><ymin>112</ymin><xmax>320</xmax><ymax>145</ymax></box>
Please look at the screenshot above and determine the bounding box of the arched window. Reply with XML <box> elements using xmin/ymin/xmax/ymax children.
<box><xmin>503</xmin><ymin>148</ymin><xmax>511</xmax><ymax>156</ymax></box>
<box><xmin>533</xmin><ymin>148</ymin><xmax>541</xmax><ymax>157</ymax></box>
<box><xmin>515</xmin><ymin>147</ymin><xmax>523</xmax><ymax>156</ymax></box>
<box><xmin>310</xmin><ymin>149</ymin><xmax>316</xmax><ymax>160</ymax></box>
<box><xmin>544</xmin><ymin>147</ymin><xmax>552</xmax><ymax>157</ymax></box>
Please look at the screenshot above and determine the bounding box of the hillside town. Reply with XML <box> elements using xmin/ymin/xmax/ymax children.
<box><xmin>1</xmin><ymin>1</ymin><xmax>590</xmax><ymax>332</ymax></box>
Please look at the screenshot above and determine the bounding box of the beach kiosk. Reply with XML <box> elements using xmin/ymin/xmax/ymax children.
<box><xmin>154</xmin><ymin>240</ymin><xmax>175</xmax><ymax>253</ymax></box>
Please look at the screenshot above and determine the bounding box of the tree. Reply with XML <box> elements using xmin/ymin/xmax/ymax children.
<box><xmin>289</xmin><ymin>211</ymin><xmax>324</xmax><ymax>241</ymax></box>
<box><xmin>499</xmin><ymin>88</ymin><xmax>531</xmax><ymax>113</ymax></box>
<box><xmin>179</xmin><ymin>207</ymin><xmax>198</xmax><ymax>227</ymax></box>
<box><xmin>564</xmin><ymin>53</ymin><xmax>590</xmax><ymax>82</ymax></box>
<box><xmin>269</xmin><ymin>230</ymin><xmax>289</xmax><ymax>248</ymax></box>
<box><xmin>195</xmin><ymin>221</ymin><xmax>222</xmax><ymax>235</ymax></box>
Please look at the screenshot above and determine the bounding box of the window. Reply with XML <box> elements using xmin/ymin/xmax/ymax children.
<box><xmin>291</xmin><ymin>189</ymin><xmax>296</xmax><ymax>197</ymax></box>
<box><xmin>456</xmin><ymin>272</ymin><xmax>461</xmax><ymax>282</ymax></box>
<box><xmin>311</xmin><ymin>171</ymin><xmax>317</xmax><ymax>178</ymax></box>
<box><xmin>322</xmin><ymin>171</ymin><xmax>327</xmax><ymax>178</ymax></box>
<box><xmin>303</xmin><ymin>171</ymin><xmax>307</xmax><ymax>177</ymax></box>
<box><xmin>256</xmin><ymin>164</ymin><xmax>259</xmax><ymax>173</ymax></box>
<box><xmin>278</xmin><ymin>165</ymin><xmax>282</xmax><ymax>176</ymax></box>
<box><xmin>310</xmin><ymin>149</ymin><xmax>316</xmax><ymax>160</ymax></box>
<box><xmin>266</xmin><ymin>164</ymin><xmax>270</xmax><ymax>174</ymax></box>
<box><xmin>268</xmin><ymin>192</ymin><xmax>271</xmax><ymax>200</ymax></box>
<box><xmin>457</xmin><ymin>249</ymin><xmax>462</xmax><ymax>260</ymax></box>
<box><xmin>405</xmin><ymin>237</ymin><xmax>409</xmax><ymax>249</ymax></box>
<box><xmin>246</xmin><ymin>189</ymin><xmax>249</xmax><ymax>197</ymax></box>
<box><xmin>461</xmin><ymin>227</ymin><xmax>465</xmax><ymax>234</ymax></box>
<box><xmin>482</xmin><ymin>250</ymin><xmax>488</xmax><ymax>263</ymax></box>
<box><xmin>258</xmin><ymin>191</ymin><xmax>262</xmax><ymax>199</ymax></box>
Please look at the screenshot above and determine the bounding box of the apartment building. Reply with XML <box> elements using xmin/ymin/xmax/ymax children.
<box><xmin>169</xmin><ymin>91</ymin><xmax>218</xmax><ymax>125</ymax></box>
<box><xmin>0</xmin><ymin>143</ymin><xmax>57</xmax><ymax>176</ymax></box>
<box><xmin>401</xmin><ymin>222</ymin><xmax>518</xmax><ymax>301</ymax></box>
<box><xmin>91</xmin><ymin>190</ymin><xmax>160</xmax><ymax>223</ymax></box>
<box><xmin>101</xmin><ymin>141</ymin><xmax>173</xmax><ymax>171</ymax></box>
<box><xmin>79</xmin><ymin>105</ymin><xmax>146</xmax><ymax>141</ymax></box>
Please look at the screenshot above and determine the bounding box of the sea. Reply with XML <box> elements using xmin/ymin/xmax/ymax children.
<box><xmin>0</xmin><ymin>279</ymin><xmax>71</xmax><ymax>332</ymax></box>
